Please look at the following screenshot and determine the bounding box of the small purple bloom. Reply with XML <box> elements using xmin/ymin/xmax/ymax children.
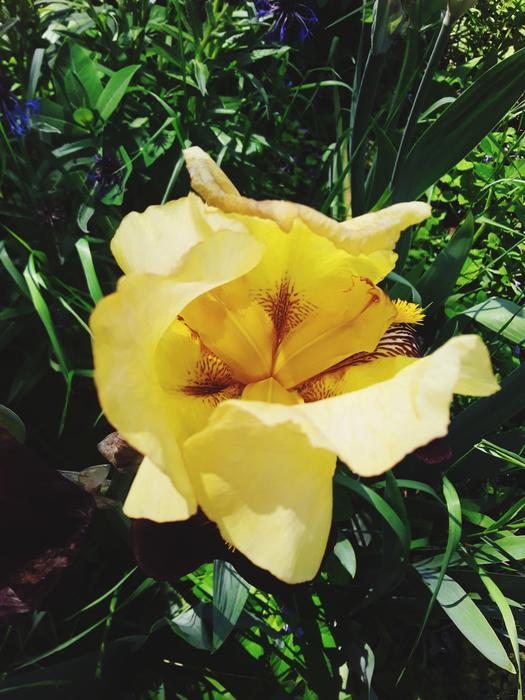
<box><xmin>0</xmin><ymin>77</ymin><xmax>39</xmax><ymax>137</ymax></box>
<box><xmin>87</xmin><ymin>152</ymin><xmax>124</xmax><ymax>196</ymax></box>
<box><xmin>255</xmin><ymin>1</ymin><xmax>318</xmax><ymax>43</ymax></box>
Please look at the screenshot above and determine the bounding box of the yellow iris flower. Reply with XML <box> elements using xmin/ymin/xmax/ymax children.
<box><xmin>90</xmin><ymin>148</ymin><xmax>498</xmax><ymax>584</ymax></box>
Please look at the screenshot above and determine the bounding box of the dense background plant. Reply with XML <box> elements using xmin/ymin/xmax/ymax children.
<box><xmin>1</xmin><ymin>0</ymin><xmax>524</xmax><ymax>697</ymax></box>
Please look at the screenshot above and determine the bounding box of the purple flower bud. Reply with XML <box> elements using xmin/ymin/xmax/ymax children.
<box><xmin>255</xmin><ymin>1</ymin><xmax>318</xmax><ymax>43</ymax></box>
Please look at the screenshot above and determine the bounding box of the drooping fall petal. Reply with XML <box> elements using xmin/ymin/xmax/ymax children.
<box><xmin>184</xmin><ymin>406</ymin><xmax>336</xmax><ymax>584</ymax></box>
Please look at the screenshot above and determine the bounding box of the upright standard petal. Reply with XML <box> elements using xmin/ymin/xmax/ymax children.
<box><xmin>183</xmin><ymin>147</ymin><xmax>430</xmax><ymax>281</ymax></box>
<box><xmin>184</xmin><ymin>404</ymin><xmax>336</xmax><ymax>584</ymax></box>
<box><xmin>110</xmin><ymin>192</ymin><xmax>250</xmax><ymax>276</ymax></box>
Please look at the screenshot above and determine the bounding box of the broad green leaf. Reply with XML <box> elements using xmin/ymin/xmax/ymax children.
<box><xmin>475</xmin><ymin>535</ymin><xmax>525</xmax><ymax>564</ymax></box>
<box><xmin>462</xmin><ymin>297</ymin><xmax>525</xmax><ymax>345</ymax></box>
<box><xmin>212</xmin><ymin>561</ymin><xmax>249</xmax><ymax>651</ymax></box>
<box><xmin>416</xmin><ymin>568</ymin><xmax>515</xmax><ymax>673</ymax></box>
<box><xmin>416</xmin><ymin>212</ymin><xmax>474</xmax><ymax>312</ymax></box>
<box><xmin>0</xmin><ymin>404</ymin><xmax>26</xmax><ymax>442</ymax></box>
<box><xmin>69</xmin><ymin>44</ymin><xmax>103</xmax><ymax>107</ymax></box>
<box><xmin>168</xmin><ymin>604</ymin><xmax>212</xmax><ymax>651</ymax></box>
<box><xmin>395</xmin><ymin>46</ymin><xmax>525</xmax><ymax>200</ymax></box>
<box><xmin>96</xmin><ymin>65</ymin><xmax>140</xmax><ymax>122</ymax></box>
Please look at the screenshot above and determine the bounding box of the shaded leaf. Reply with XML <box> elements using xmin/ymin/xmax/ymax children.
<box><xmin>462</xmin><ymin>297</ymin><xmax>525</xmax><ymax>345</ymax></box>
<box><xmin>416</xmin><ymin>567</ymin><xmax>515</xmax><ymax>673</ymax></box>
<box><xmin>212</xmin><ymin>561</ymin><xmax>249</xmax><ymax>651</ymax></box>
<box><xmin>395</xmin><ymin>47</ymin><xmax>525</xmax><ymax>200</ymax></box>
<box><xmin>95</xmin><ymin>65</ymin><xmax>140</xmax><ymax>122</ymax></box>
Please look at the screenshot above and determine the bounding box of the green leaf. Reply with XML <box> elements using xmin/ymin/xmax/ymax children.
<box><xmin>23</xmin><ymin>257</ymin><xmax>69</xmax><ymax>378</ymax></box>
<box><xmin>475</xmin><ymin>535</ymin><xmax>525</xmax><ymax>564</ymax></box>
<box><xmin>478</xmin><ymin>572</ymin><xmax>522</xmax><ymax>699</ymax></box>
<box><xmin>395</xmin><ymin>47</ymin><xmax>525</xmax><ymax>200</ymax></box>
<box><xmin>416</xmin><ymin>568</ymin><xmax>515</xmax><ymax>673</ymax></box>
<box><xmin>462</xmin><ymin>297</ymin><xmax>525</xmax><ymax>345</ymax></box>
<box><xmin>448</xmin><ymin>362</ymin><xmax>525</xmax><ymax>461</ymax></box>
<box><xmin>73</xmin><ymin>107</ymin><xmax>94</xmax><ymax>126</ymax></box>
<box><xmin>416</xmin><ymin>212</ymin><xmax>474</xmax><ymax>312</ymax></box>
<box><xmin>191</xmin><ymin>59</ymin><xmax>209</xmax><ymax>96</ymax></box>
<box><xmin>401</xmin><ymin>477</ymin><xmax>462</xmax><ymax>678</ymax></box>
<box><xmin>77</xmin><ymin>203</ymin><xmax>95</xmax><ymax>234</ymax></box>
<box><xmin>96</xmin><ymin>65</ymin><xmax>140</xmax><ymax>122</ymax></box>
<box><xmin>212</xmin><ymin>561</ymin><xmax>249</xmax><ymax>651</ymax></box>
<box><xmin>333</xmin><ymin>536</ymin><xmax>357</xmax><ymax>578</ymax></box>
<box><xmin>335</xmin><ymin>471</ymin><xmax>410</xmax><ymax>554</ymax></box>
<box><xmin>27</xmin><ymin>48</ymin><xmax>44</xmax><ymax>101</ymax></box>
<box><xmin>69</xmin><ymin>43</ymin><xmax>103</xmax><ymax>107</ymax></box>
<box><xmin>75</xmin><ymin>238</ymin><xmax>103</xmax><ymax>304</ymax></box>
<box><xmin>0</xmin><ymin>404</ymin><xmax>26</xmax><ymax>442</ymax></box>
<box><xmin>169</xmin><ymin>603</ymin><xmax>212</xmax><ymax>651</ymax></box>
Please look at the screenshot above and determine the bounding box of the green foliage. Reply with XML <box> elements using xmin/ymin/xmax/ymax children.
<box><xmin>1</xmin><ymin>0</ymin><xmax>524</xmax><ymax>698</ymax></box>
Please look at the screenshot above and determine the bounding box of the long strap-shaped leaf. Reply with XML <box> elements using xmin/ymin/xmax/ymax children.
<box><xmin>394</xmin><ymin>46</ymin><xmax>525</xmax><ymax>201</ymax></box>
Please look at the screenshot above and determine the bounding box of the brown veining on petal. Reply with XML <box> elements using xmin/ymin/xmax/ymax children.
<box><xmin>326</xmin><ymin>322</ymin><xmax>421</xmax><ymax>374</ymax></box>
<box><xmin>182</xmin><ymin>350</ymin><xmax>243</xmax><ymax>406</ymax></box>
<box><xmin>296</xmin><ymin>323</ymin><xmax>421</xmax><ymax>402</ymax></box>
<box><xmin>255</xmin><ymin>277</ymin><xmax>316</xmax><ymax>343</ymax></box>
<box><xmin>296</xmin><ymin>376</ymin><xmax>342</xmax><ymax>403</ymax></box>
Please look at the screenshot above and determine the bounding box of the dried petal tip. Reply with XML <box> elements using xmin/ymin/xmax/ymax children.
<box><xmin>97</xmin><ymin>431</ymin><xmax>142</xmax><ymax>473</ymax></box>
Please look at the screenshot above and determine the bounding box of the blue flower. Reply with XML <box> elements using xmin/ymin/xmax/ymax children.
<box><xmin>0</xmin><ymin>77</ymin><xmax>40</xmax><ymax>137</ymax></box>
<box><xmin>255</xmin><ymin>1</ymin><xmax>318</xmax><ymax>43</ymax></box>
<box><xmin>87</xmin><ymin>152</ymin><xmax>124</xmax><ymax>196</ymax></box>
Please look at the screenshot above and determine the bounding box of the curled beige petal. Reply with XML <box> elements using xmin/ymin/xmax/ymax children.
<box><xmin>124</xmin><ymin>457</ymin><xmax>194</xmax><ymax>522</ymax></box>
<box><xmin>184</xmin><ymin>406</ymin><xmax>336</xmax><ymax>584</ymax></box>
<box><xmin>336</xmin><ymin>202</ymin><xmax>432</xmax><ymax>255</ymax></box>
<box><xmin>183</xmin><ymin>147</ymin><xmax>430</xmax><ymax>270</ymax></box>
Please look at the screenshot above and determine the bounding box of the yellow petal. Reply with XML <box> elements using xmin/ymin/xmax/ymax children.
<box><xmin>111</xmin><ymin>194</ymin><xmax>207</xmax><ymax>275</ymax></box>
<box><xmin>211</xmin><ymin>335</ymin><xmax>498</xmax><ymax>483</ymax></box>
<box><xmin>124</xmin><ymin>457</ymin><xmax>193</xmax><ymax>522</ymax></box>
<box><xmin>274</xmin><ymin>276</ymin><xmax>396</xmax><ymax>388</ymax></box>
<box><xmin>299</xmin><ymin>335</ymin><xmax>498</xmax><ymax>476</ymax></box>
<box><xmin>335</xmin><ymin>202</ymin><xmax>432</xmax><ymax>255</ymax></box>
<box><xmin>184</xmin><ymin>404</ymin><xmax>336</xmax><ymax>583</ymax></box>
<box><xmin>183</xmin><ymin>147</ymin><xmax>429</xmax><ymax>280</ymax></box>
<box><xmin>242</xmin><ymin>377</ymin><xmax>303</xmax><ymax>404</ymax></box>
<box><xmin>91</xmin><ymin>228</ymin><xmax>263</xmax><ymax>503</ymax></box>
<box><xmin>182</xmin><ymin>279</ymin><xmax>275</xmax><ymax>384</ymax></box>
